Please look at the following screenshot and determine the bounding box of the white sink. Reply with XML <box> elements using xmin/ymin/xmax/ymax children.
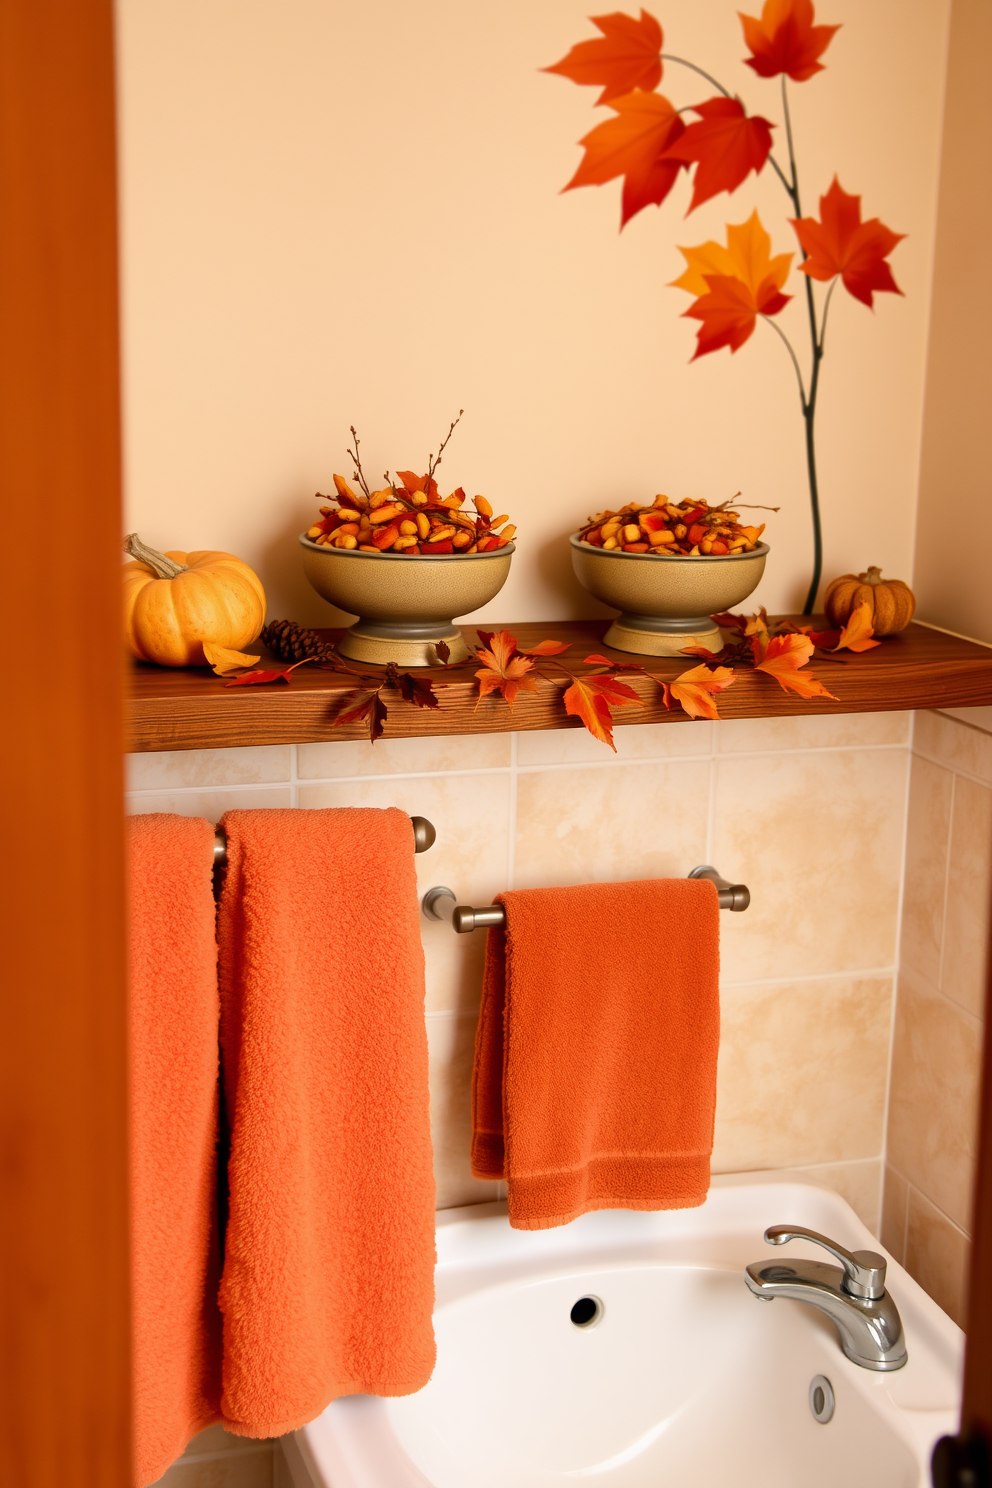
<box><xmin>291</xmin><ymin>1178</ymin><xmax>962</xmax><ymax>1488</ymax></box>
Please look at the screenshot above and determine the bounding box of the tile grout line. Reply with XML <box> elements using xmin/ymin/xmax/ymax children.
<box><xmin>878</xmin><ymin>729</ymin><xmax>915</xmax><ymax>1221</ymax></box>
<box><xmin>911</xmin><ymin>744</ymin><xmax>992</xmax><ymax>792</ymax></box>
<box><xmin>898</xmin><ymin>961</ymin><xmax>986</xmax><ymax>1031</ymax></box>
<box><xmin>936</xmin><ymin>770</ymin><xmax>956</xmax><ymax>997</ymax></box>
<box><xmin>704</xmin><ymin>726</ymin><xmax>717</xmax><ymax>866</ymax></box>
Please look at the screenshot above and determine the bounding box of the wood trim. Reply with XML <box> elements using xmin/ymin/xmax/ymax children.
<box><xmin>125</xmin><ymin>619</ymin><xmax>992</xmax><ymax>752</ymax></box>
<box><xmin>961</xmin><ymin>886</ymin><xmax>992</xmax><ymax>1450</ymax></box>
<box><xmin>0</xmin><ymin>2</ymin><xmax>131</xmax><ymax>1484</ymax></box>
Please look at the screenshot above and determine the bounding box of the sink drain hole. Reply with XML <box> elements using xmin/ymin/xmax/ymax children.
<box><xmin>809</xmin><ymin>1375</ymin><xmax>835</xmax><ymax>1424</ymax></box>
<box><xmin>570</xmin><ymin>1296</ymin><xmax>603</xmax><ymax>1328</ymax></box>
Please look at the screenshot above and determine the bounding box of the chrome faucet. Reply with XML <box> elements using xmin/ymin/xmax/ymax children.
<box><xmin>744</xmin><ymin>1225</ymin><xmax>908</xmax><ymax>1371</ymax></box>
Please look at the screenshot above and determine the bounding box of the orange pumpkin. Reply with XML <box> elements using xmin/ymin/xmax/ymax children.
<box><xmin>823</xmin><ymin>566</ymin><xmax>916</xmax><ymax>637</ymax></box>
<box><xmin>123</xmin><ymin>534</ymin><xmax>266</xmax><ymax>666</ymax></box>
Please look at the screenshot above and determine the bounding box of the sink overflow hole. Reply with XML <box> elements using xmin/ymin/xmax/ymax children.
<box><xmin>570</xmin><ymin>1296</ymin><xmax>603</xmax><ymax>1328</ymax></box>
<box><xmin>809</xmin><ymin>1375</ymin><xmax>835</xmax><ymax>1424</ymax></box>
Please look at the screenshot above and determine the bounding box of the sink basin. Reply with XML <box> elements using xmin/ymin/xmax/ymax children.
<box><xmin>290</xmin><ymin>1179</ymin><xmax>962</xmax><ymax>1488</ymax></box>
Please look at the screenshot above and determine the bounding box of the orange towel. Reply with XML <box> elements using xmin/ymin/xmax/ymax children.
<box><xmin>128</xmin><ymin>814</ymin><xmax>223</xmax><ymax>1487</ymax></box>
<box><xmin>471</xmin><ymin>878</ymin><xmax>720</xmax><ymax>1231</ymax></box>
<box><xmin>216</xmin><ymin>807</ymin><xmax>436</xmax><ymax>1438</ymax></box>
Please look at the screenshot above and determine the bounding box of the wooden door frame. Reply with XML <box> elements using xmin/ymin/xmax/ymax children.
<box><xmin>0</xmin><ymin>2</ymin><xmax>131</xmax><ymax>1484</ymax></box>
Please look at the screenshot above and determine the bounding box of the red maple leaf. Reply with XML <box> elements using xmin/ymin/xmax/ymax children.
<box><xmin>474</xmin><ymin>631</ymin><xmax>539</xmax><ymax>709</ymax></box>
<box><xmin>563</xmin><ymin>673</ymin><xmax>643</xmax><ymax>749</ymax></box>
<box><xmin>740</xmin><ymin>0</ymin><xmax>840</xmax><ymax>82</ymax></box>
<box><xmin>791</xmin><ymin>178</ymin><xmax>905</xmax><ymax>308</ymax></box>
<box><xmin>684</xmin><ymin>271</ymin><xmax>790</xmax><ymax>357</ymax></box>
<box><xmin>663</xmin><ymin>97</ymin><xmax>773</xmax><ymax>211</ymax></box>
<box><xmin>543</xmin><ymin>10</ymin><xmax>664</xmax><ymax>105</ymax></box>
<box><xmin>565</xmin><ymin>90</ymin><xmax>686</xmax><ymax>227</ymax></box>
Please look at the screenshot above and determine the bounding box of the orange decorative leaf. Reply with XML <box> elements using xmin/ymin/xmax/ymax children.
<box><xmin>834</xmin><ymin>600</ymin><xmax>881</xmax><ymax>652</ymax></box>
<box><xmin>740</xmin><ymin>0</ymin><xmax>840</xmax><ymax>82</ymax></box>
<box><xmin>203</xmin><ymin>641</ymin><xmax>261</xmax><ymax>675</ymax></box>
<box><xmin>662</xmin><ymin>97</ymin><xmax>774</xmax><ymax>212</ymax></box>
<box><xmin>672</xmin><ymin>212</ymin><xmax>793</xmax><ymax>299</ymax></box>
<box><xmin>563</xmin><ymin>673</ymin><xmax>643</xmax><ymax>750</ymax></box>
<box><xmin>791</xmin><ymin>178</ymin><xmax>905</xmax><ymax>308</ymax></box>
<box><xmin>224</xmin><ymin>658</ymin><xmax>314</xmax><ymax>687</ymax></box>
<box><xmin>335</xmin><ymin>691</ymin><xmax>388</xmax><ymax>742</ymax></box>
<box><xmin>753</xmin><ymin>633</ymin><xmax>837</xmax><ymax>698</ymax></box>
<box><xmin>543</xmin><ymin>9</ymin><xmax>663</xmax><ymax>105</ymax></box>
<box><xmin>665</xmin><ymin>663</ymin><xmax>736</xmax><ymax>720</ymax></box>
<box><xmin>565</xmin><ymin>90</ymin><xmax>686</xmax><ymax>228</ymax></box>
<box><xmin>684</xmin><ymin>272</ymin><xmax>790</xmax><ymax>357</ymax></box>
<box><xmin>395</xmin><ymin>470</ymin><xmax>439</xmax><ymax>499</ymax></box>
<box><xmin>474</xmin><ymin>630</ymin><xmax>539</xmax><ymax>709</ymax></box>
<box><xmin>518</xmin><ymin>639</ymin><xmax>572</xmax><ymax>655</ymax></box>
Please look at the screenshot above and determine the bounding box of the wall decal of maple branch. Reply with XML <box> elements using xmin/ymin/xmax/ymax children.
<box><xmin>544</xmin><ymin>0</ymin><xmax>905</xmax><ymax>614</ymax></box>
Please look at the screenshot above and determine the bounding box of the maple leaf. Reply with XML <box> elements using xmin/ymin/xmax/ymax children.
<box><xmin>202</xmin><ymin>641</ymin><xmax>261</xmax><ymax>675</ymax></box>
<box><xmin>674</xmin><ymin>213</ymin><xmax>791</xmax><ymax>358</ymax></box>
<box><xmin>664</xmin><ymin>663</ymin><xmax>736</xmax><ymax>720</ymax></box>
<box><xmin>543</xmin><ymin>10</ymin><xmax>664</xmax><ymax>105</ymax></box>
<box><xmin>224</xmin><ymin>658</ymin><xmax>314</xmax><ymax>687</ymax></box>
<box><xmin>474</xmin><ymin>631</ymin><xmax>539</xmax><ymax>709</ymax></box>
<box><xmin>740</xmin><ymin>0</ymin><xmax>840</xmax><ymax>82</ymax></box>
<box><xmin>563</xmin><ymin>673</ymin><xmax>643</xmax><ymax>750</ymax></box>
<box><xmin>662</xmin><ymin>98</ymin><xmax>774</xmax><ymax>212</ymax></box>
<box><xmin>791</xmin><ymin>178</ymin><xmax>905</xmax><ymax>308</ymax></box>
<box><xmin>335</xmin><ymin>691</ymin><xmax>388</xmax><ymax>742</ymax></box>
<box><xmin>711</xmin><ymin>610</ymin><xmax>749</xmax><ymax>632</ymax></box>
<box><xmin>565</xmin><ymin>90</ymin><xmax>686</xmax><ymax>228</ymax></box>
<box><xmin>385</xmin><ymin>664</ymin><xmax>441</xmax><ymax>709</ymax></box>
<box><xmin>518</xmin><ymin>639</ymin><xmax>572</xmax><ymax>656</ymax></box>
<box><xmin>834</xmin><ymin>600</ymin><xmax>881</xmax><ymax>653</ymax></box>
<box><xmin>672</xmin><ymin>211</ymin><xmax>792</xmax><ymax>299</ymax></box>
<box><xmin>753</xmin><ymin>633</ymin><xmax>837</xmax><ymax>698</ymax></box>
<box><xmin>433</xmin><ymin>640</ymin><xmax>451</xmax><ymax>665</ymax></box>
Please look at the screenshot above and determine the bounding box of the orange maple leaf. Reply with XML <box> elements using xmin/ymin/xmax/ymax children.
<box><xmin>834</xmin><ymin>600</ymin><xmax>881</xmax><ymax>653</ymax></box>
<box><xmin>675</xmin><ymin>213</ymin><xmax>791</xmax><ymax>357</ymax></box>
<box><xmin>662</xmin><ymin>97</ymin><xmax>774</xmax><ymax>212</ymax></box>
<box><xmin>543</xmin><ymin>10</ymin><xmax>663</xmax><ymax>105</ymax></box>
<box><xmin>753</xmin><ymin>632</ymin><xmax>837</xmax><ymax>698</ymax></box>
<box><xmin>664</xmin><ymin>664</ymin><xmax>736</xmax><ymax>720</ymax></box>
<box><xmin>566</xmin><ymin>90</ymin><xmax>686</xmax><ymax>227</ymax></box>
<box><xmin>563</xmin><ymin>673</ymin><xmax>643</xmax><ymax>750</ymax></box>
<box><xmin>791</xmin><ymin>178</ymin><xmax>905</xmax><ymax>308</ymax></box>
<box><xmin>474</xmin><ymin>631</ymin><xmax>539</xmax><ymax>710</ymax></box>
<box><xmin>518</xmin><ymin>639</ymin><xmax>572</xmax><ymax>656</ymax></box>
<box><xmin>740</xmin><ymin>0</ymin><xmax>840</xmax><ymax>82</ymax></box>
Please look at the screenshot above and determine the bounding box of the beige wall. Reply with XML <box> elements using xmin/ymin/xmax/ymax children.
<box><xmin>882</xmin><ymin>709</ymin><xmax>992</xmax><ymax>1327</ymax></box>
<box><xmin>116</xmin><ymin>0</ymin><xmax>948</xmax><ymax>627</ymax></box>
<box><xmin>912</xmin><ymin>0</ymin><xmax>992</xmax><ymax>645</ymax></box>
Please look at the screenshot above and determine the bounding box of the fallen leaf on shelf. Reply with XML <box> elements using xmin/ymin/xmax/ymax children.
<box><xmin>474</xmin><ymin>630</ymin><xmax>539</xmax><ymax>709</ymax></box>
<box><xmin>224</xmin><ymin>658</ymin><xmax>314</xmax><ymax>687</ymax></box>
<box><xmin>203</xmin><ymin>642</ymin><xmax>262</xmax><ymax>675</ymax></box>
<box><xmin>518</xmin><ymin>639</ymin><xmax>572</xmax><ymax>656</ymax></box>
<box><xmin>335</xmin><ymin>691</ymin><xmax>388</xmax><ymax>742</ymax></box>
<box><xmin>752</xmin><ymin>633</ymin><xmax>837</xmax><ymax>698</ymax></box>
<box><xmin>833</xmin><ymin>600</ymin><xmax>881</xmax><ymax>652</ymax></box>
<box><xmin>664</xmin><ymin>663</ymin><xmax>736</xmax><ymax>719</ymax></box>
<box><xmin>563</xmin><ymin>673</ymin><xmax>644</xmax><ymax>750</ymax></box>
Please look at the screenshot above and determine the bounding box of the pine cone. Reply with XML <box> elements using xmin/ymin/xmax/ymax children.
<box><xmin>260</xmin><ymin>619</ymin><xmax>337</xmax><ymax>663</ymax></box>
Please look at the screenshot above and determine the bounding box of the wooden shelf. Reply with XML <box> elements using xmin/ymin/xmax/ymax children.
<box><xmin>126</xmin><ymin>618</ymin><xmax>992</xmax><ymax>753</ymax></box>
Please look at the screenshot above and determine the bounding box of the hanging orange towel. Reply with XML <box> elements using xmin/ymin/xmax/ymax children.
<box><xmin>128</xmin><ymin>814</ymin><xmax>223</xmax><ymax>1487</ymax></box>
<box><xmin>472</xmin><ymin>878</ymin><xmax>720</xmax><ymax>1231</ymax></box>
<box><xmin>216</xmin><ymin>807</ymin><xmax>435</xmax><ymax>1439</ymax></box>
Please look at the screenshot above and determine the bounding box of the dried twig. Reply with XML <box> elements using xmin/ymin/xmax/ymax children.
<box><xmin>346</xmin><ymin>424</ymin><xmax>373</xmax><ymax>499</ymax></box>
<box><xmin>426</xmin><ymin>409</ymin><xmax>465</xmax><ymax>483</ymax></box>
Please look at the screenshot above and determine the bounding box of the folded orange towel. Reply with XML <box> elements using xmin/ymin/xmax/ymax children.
<box><xmin>471</xmin><ymin>878</ymin><xmax>720</xmax><ymax>1231</ymax></box>
<box><xmin>216</xmin><ymin>807</ymin><xmax>436</xmax><ymax>1439</ymax></box>
<box><xmin>128</xmin><ymin>814</ymin><xmax>223</xmax><ymax>1487</ymax></box>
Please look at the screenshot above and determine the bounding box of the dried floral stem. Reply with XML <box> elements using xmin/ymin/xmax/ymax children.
<box><xmin>346</xmin><ymin>425</ymin><xmax>373</xmax><ymax>499</ymax></box>
<box><xmin>426</xmin><ymin>409</ymin><xmax>464</xmax><ymax>482</ymax></box>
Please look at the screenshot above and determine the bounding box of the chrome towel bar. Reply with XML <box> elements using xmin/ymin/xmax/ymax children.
<box><xmin>422</xmin><ymin>865</ymin><xmax>749</xmax><ymax>934</ymax></box>
<box><xmin>212</xmin><ymin>815</ymin><xmax>436</xmax><ymax>867</ymax></box>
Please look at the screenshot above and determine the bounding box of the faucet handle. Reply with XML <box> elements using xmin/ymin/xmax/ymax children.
<box><xmin>764</xmin><ymin>1225</ymin><xmax>887</xmax><ymax>1300</ymax></box>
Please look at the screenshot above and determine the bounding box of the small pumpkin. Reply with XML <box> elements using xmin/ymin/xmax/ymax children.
<box><xmin>123</xmin><ymin>534</ymin><xmax>266</xmax><ymax>666</ymax></box>
<box><xmin>823</xmin><ymin>565</ymin><xmax>916</xmax><ymax>637</ymax></box>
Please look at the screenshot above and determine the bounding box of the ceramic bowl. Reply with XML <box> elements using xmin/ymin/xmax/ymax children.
<box><xmin>570</xmin><ymin>533</ymin><xmax>769</xmax><ymax>655</ymax></box>
<box><xmin>300</xmin><ymin>535</ymin><xmax>515</xmax><ymax>666</ymax></box>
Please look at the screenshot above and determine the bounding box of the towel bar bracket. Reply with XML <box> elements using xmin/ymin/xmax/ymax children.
<box><xmin>212</xmin><ymin>814</ymin><xmax>436</xmax><ymax>868</ymax></box>
<box><xmin>423</xmin><ymin>865</ymin><xmax>750</xmax><ymax>933</ymax></box>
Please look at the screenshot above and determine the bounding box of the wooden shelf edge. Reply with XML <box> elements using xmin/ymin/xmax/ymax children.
<box><xmin>126</xmin><ymin>619</ymin><xmax>992</xmax><ymax>753</ymax></box>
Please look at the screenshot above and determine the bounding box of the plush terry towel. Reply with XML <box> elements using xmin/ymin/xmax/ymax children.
<box><xmin>216</xmin><ymin>807</ymin><xmax>436</xmax><ymax>1439</ymax></box>
<box><xmin>471</xmin><ymin>879</ymin><xmax>720</xmax><ymax>1231</ymax></box>
<box><xmin>128</xmin><ymin>813</ymin><xmax>223</xmax><ymax>1486</ymax></box>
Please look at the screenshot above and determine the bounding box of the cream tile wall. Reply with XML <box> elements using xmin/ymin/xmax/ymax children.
<box><xmin>881</xmin><ymin>709</ymin><xmax>992</xmax><ymax>1327</ymax></box>
<box><xmin>126</xmin><ymin>710</ymin><xmax>911</xmax><ymax>1221</ymax></box>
